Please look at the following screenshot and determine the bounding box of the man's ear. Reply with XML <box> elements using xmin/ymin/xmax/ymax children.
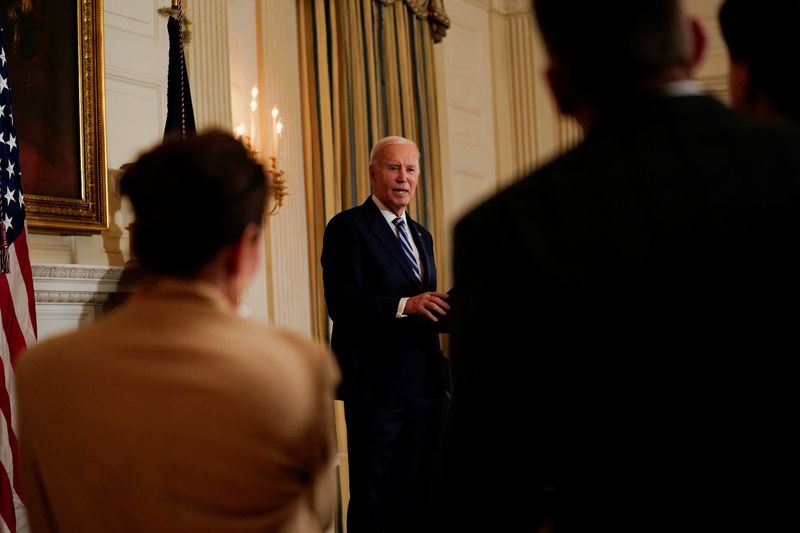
<box><xmin>688</xmin><ymin>17</ymin><xmax>707</xmax><ymax>70</ymax></box>
<box><xmin>368</xmin><ymin>164</ymin><xmax>376</xmax><ymax>187</ymax></box>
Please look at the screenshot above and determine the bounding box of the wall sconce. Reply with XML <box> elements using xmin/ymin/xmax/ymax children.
<box><xmin>266</xmin><ymin>105</ymin><xmax>287</xmax><ymax>216</ymax></box>
<box><xmin>234</xmin><ymin>91</ymin><xmax>288</xmax><ymax>216</ymax></box>
<box><xmin>266</xmin><ymin>156</ymin><xmax>287</xmax><ymax>216</ymax></box>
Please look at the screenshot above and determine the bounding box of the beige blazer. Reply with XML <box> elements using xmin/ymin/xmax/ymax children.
<box><xmin>16</xmin><ymin>279</ymin><xmax>339</xmax><ymax>532</ymax></box>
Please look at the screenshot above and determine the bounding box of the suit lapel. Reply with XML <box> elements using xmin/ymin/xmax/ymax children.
<box><xmin>361</xmin><ymin>199</ymin><xmax>421</xmax><ymax>285</ymax></box>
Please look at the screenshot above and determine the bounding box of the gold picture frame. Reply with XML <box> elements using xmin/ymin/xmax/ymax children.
<box><xmin>2</xmin><ymin>0</ymin><xmax>108</xmax><ymax>234</ymax></box>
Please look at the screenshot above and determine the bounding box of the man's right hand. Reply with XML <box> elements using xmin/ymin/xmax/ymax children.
<box><xmin>404</xmin><ymin>291</ymin><xmax>450</xmax><ymax>322</ymax></box>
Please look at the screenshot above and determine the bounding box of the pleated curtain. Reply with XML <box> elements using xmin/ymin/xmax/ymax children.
<box><xmin>299</xmin><ymin>0</ymin><xmax>450</xmax><ymax>340</ymax></box>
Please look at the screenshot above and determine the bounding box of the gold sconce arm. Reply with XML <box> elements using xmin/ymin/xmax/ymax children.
<box><xmin>266</xmin><ymin>156</ymin><xmax>288</xmax><ymax>216</ymax></box>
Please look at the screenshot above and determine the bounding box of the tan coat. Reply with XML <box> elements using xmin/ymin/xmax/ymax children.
<box><xmin>16</xmin><ymin>279</ymin><xmax>339</xmax><ymax>532</ymax></box>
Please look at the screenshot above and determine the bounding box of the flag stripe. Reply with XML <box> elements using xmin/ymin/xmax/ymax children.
<box><xmin>0</xmin><ymin>463</ymin><xmax>14</xmax><ymax>532</ymax></box>
<box><xmin>0</xmin><ymin>374</ymin><xmax>18</xmax><ymax>489</ymax></box>
<box><xmin>6</xmin><ymin>247</ymin><xmax>35</xmax><ymax>358</ymax></box>
<box><xmin>12</xmin><ymin>493</ymin><xmax>25</xmax><ymax>533</ymax></box>
<box><xmin>0</xmin><ymin>503</ymin><xmax>11</xmax><ymax>533</ymax></box>
<box><xmin>0</xmin><ymin>329</ymin><xmax>21</xmax><ymax>496</ymax></box>
<box><xmin>10</xmin><ymin>233</ymin><xmax>35</xmax><ymax>339</ymax></box>
<box><xmin>0</xmin><ymin>276</ymin><xmax>27</xmax><ymax>375</ymax></box>
<box><xmin>0</xmin><ymin>354</ymin><xmax>23</xmax><ymax>533</ymax></box>
<box><xmin>0</xmin><ymin>350</ymin><xmax>16</xmax><ymax>532</ymax></box>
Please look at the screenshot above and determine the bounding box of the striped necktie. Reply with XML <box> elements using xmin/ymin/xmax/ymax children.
<box><xmin>392</xmin><ymin>217</ymin><xmax>421</xmax><ymax>281</ymax></box>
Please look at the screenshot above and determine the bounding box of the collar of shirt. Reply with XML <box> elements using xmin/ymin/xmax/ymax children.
<box><xmin>658</xmin><ymin>79</ymin><xmax>703</xmax><ymax>97</ymax></box>
<box><xmin>371</xmin><ymin>193</ymin><xmax>422</xmax><ymax>279</ymax></box>
<box><xmin>372</xmin><ymin>194</ymin><xmax>408</xmax><ymax>228</ymax></box>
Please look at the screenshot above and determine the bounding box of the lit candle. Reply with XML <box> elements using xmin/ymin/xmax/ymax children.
<box><xmin>276</xmin><ymin>119</ymin><xmax>283</xmax><ymax>159</ymax></box>
<box><xmin>271</xmin><ymin>106</ymin><xmax>279</xmax><ymax>157</ymax></box>
<box><xmin>234</xmin><ymin>122</ymin><xmax>246</xmax><ymax>140</ymax></box>
<box><xmin>249</xmin><ymin>86</ymin><xmax>259</xmax><ymax>152</ymax></box>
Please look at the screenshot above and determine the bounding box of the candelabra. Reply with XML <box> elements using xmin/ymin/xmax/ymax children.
<box><xmin>264</xmin><ymin>105</ymin><xmax>286</xmax><ymax>215</ymax></box>
<box><xmin>235</xmin><ymin>94</ymin><xmax>287</xmax><ymax>216</ymax></box>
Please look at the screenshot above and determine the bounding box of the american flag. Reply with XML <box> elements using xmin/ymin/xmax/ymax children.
<box><xmin>0</xmin><ymin>27</ymin><xmax>37</xmax><ymax>533</ymax></box>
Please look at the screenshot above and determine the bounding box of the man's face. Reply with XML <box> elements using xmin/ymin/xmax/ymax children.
<box><xmin>369</xmin><ymin>143</ymin><xmax>420</xmax><ymax>216</ymax></box>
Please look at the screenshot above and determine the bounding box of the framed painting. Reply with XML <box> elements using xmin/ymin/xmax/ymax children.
<box><xmin>1</xmin><ymin>0</ymin><xmax>107</xmax><ymax>233</ymax></box>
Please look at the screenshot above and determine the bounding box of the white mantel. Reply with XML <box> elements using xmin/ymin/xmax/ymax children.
<box><xmin>32</xmin><ymin>264</ymin><xmax>134</xmax><ymax>341</ymax></box>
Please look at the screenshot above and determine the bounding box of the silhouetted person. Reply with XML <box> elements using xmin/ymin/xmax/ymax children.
<box><xmin>433</xmin><ymin>1</ymin><xmax>800</xmax><ymax>531</ymax></box>
<box><xmin>720</xmin><ymin>0</ymin><xmax>800</xmax><ymax>122</ymax></box>
<box><xmin>17</xmin><ymin>131</ymin><xmax>339</xmax><ymax>532</ymax></box>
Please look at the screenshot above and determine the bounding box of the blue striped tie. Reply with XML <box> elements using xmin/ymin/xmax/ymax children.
<box><xmin>392</xmin><ymin>217</ymin><xmax>421</xmax><ymax>281</ymax></box>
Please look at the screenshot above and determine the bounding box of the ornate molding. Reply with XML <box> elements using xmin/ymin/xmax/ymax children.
<box><xmin>491</xmin><ymin>0</ymin><xmax>531</xmax><ymax>15</ymax></box>
<box><xmin>35</xmin><ymin>291</ymin><xmax>112</xmax><ymax>305</ymax></box>
<box><xmin>32</xmin><ymin>264</ymin><xmax>132</xmax><ymax>305</ymax></box>
<box><xmin>32</xmin><ymin>264</ymin><xmax>124</xmax><ymax>281</ymax></box>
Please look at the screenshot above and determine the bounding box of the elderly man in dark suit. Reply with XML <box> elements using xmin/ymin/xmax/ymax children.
<box><xmin>433</xmin><ymin>1</ymin><xmax>800</xmax><ymax>531</ymax></box>
<box><xmin>321</xmin><ymin>136</ymin><xmax>449</xmax><ymax>532</ymax></box>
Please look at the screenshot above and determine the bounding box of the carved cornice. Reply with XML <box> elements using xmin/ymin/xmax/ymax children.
<box><xmin>32</xmin><ymin>264</ymin><xmax>132</xmax><ymax>305</ymax></box>
<box><xmin>32</xmin><ymin>264</ymin><xmax>124</xmax><ymax>280</ymax></box>
<box><xmin>491</xmin><ymin>0</ymin><xmax>531</xmax><ymax>15</ymax></box>
<box><xmin>35</xmin><ymin>291</ymin><xmax>112</xmax><ymax>305</ymax></box>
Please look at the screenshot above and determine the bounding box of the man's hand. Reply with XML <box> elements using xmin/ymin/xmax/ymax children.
<box><xmin>405</xmin><ymin>291</ymin><xmax>450</xmax><ymax>322</ymax></box>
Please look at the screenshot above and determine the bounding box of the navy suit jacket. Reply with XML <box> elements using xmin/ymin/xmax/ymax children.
<box><xmin>321</xmin><ymin>197</ymin><xmax>447</xmax><ymax>406</ymax></box>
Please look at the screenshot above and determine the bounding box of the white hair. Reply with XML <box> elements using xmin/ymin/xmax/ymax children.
<box><xmin>369</xmin><ymin>136</ymin><xmax>419</xmax><ymax>166</ymax></box>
